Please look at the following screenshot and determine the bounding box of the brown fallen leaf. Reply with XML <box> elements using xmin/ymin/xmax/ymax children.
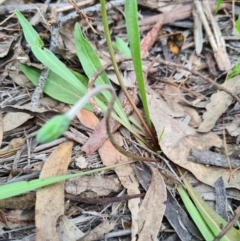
<box><xmin>147</xmin><ymin>86</ymin><xmax>240</xmax><ymax>189</ymax></box>
<box><xmin>76</xmin><ymin>109</ymin><xmax>99</xmax><ymax>130</ymax></box>
<box><xmin>3</xmin><ymin>112</ymin><xmax>33</xmax><ymax>132</ymax></box>
<box><xmin>137</xmin><ymin>165</ymin><xmax>166</xmax><ymax>241</ymax></box>
<box><xmin>198</xmin><ymin>75</ymin><xmax>240</xmax><ymax>132</ymax></box>
<box><xmin>98</xmin><ymin>133</ymin><xmax>141</xmax><ymax>241</ymax></box>
<box><xmin>0</xmin><ymin>137</ymin><xmax>25</xmax><ymax>157</ymax></box>
<box><xmin>164</xmin><ymin>83</ymin><xmax>202</xmax><ymax>127</ymax></box>
<box><xmin>226</xmin><ymin>114</ymin><xmax>240</xmax><ymax>137</ymax></box>
<box><xmin>35</xmin><ymin>141</ymin><xmax>73</xmax><ymax>241</ymax></box>
<box><xmin>65</xmin><ymin>175</ymin><xmax>121</xmax><ymax>196</ymax></box>
<box><xmin>2</xmin><ymin>97</ymin><xmax>70</xmax><ymax>115</ymax></box>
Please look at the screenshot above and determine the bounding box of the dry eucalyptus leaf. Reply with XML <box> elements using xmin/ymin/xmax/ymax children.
<box><xmin>35</xmin><ymin>141</ymin><xmax>73</xmax><ymax>241</ymax></box>
<box><xmin>3</xmin><ymin>112</ymin><xmax>33</xmax><ymax>132</ymax></box>
<box><xmin>164</xmin><ymin>83</ymin><xmax>201</xmax><ymax>126</ymax></box>
<box><xmin>226</xmin><ymin>114</ymin><xmax>240</xmax><ymax>137</ymax></box>
<box><xmin>9</xmin><ymin>72</ymin><xmax>34</xmax><ymax>88</ymax></box>
<box><xmin>65</xmin><ymin>176</ymin><xmax>121</xmax><ymax>196</ymax></box>
<box><xmin>99</xmin><ymin>133</ymin><xmax>140</xmax><ymax>241</ymax></box>
<box><xmin>2</xmin><ymin>97</ymin><xmax>70</xmax><ymax>114</ymax></box>
<box><xmin>198</xmin><ymin>76</ymin><xmax>240</xmax><ymax>132</ymax></box>
<box><xmin>147</xmin><ymin>86</ymin><xmax>240</xmax><ymax>189</ymax></box>
<box><xmin>137</xmin><ymin>165</ymin><xmax>166</xmax><ymax>241</ymax></box>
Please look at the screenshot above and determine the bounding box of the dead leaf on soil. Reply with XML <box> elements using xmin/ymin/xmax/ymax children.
<box><xmin>164</xmin><ymin>83</ymin><xmax>202</xmax><ymax>126</ymax></box>
<box><xmin>99</xmin><ymin>133</ymin><xmax>140</xmax><ymax>241</ymax></box>
<box><xmin>76</xmin><ymin>109</ymin><xmax>99</xmax><ymax>130</ymax></box>
<box><xmin>3</xmin><ymin>112</ymin><xmax>33</xmax><ymax>132</ymax></box>
<box><xmin>65</xmin><ymin>176</ymin><xmax>121</xmax><ymax>196</ymax></box>
<box><xmin>0</xmin><ymin>137</ymin><xmax>24</xmax><ymax>157</ymax></box>
<box><xmin>226</xmin><ymin>114</ymin><xmax>240</xmax><ymax>137</ymax></box>
<box><xmin>56</xmin><ymin>215</ymin><xmax>84</xmax><ymax>241</ymax></box>
<box><xmin>137</xmin><ymin>165</ymin><xmax>166</xmax><ymax>241</ymax></box>
<box><xmin>147</xmin><ymin>86</ymin><xmax>240</xmax><ymax>189</ymax></box>
<box><xmin>10</xmin><ymin>72</ymin><xmax>34</xmax><ymax>88</ymax></box>
<box><xmin>2</xmin><ymin>97</ymin><xmax>70</xmax><ymax>114</ymax></box>
<box><xmin>198</xmin><ymin>75</ymin><xmax>240</xmax><ymax>132</ymax></box>
<box><xmin>35</xmin><ymin>141</ymin><xmax>73</xmax><ymax>241</ymax></box>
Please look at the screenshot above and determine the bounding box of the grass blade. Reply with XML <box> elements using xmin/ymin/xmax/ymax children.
<box><xmin>177</xmin><ymin>185</ymin><xmax>215</xmax><ymax>241</ymax></box>
<box><xmin>183</xmin><ymin>179</ymin><xmax>240</xmax><ymax>241</ymax></box>
<box><xmin>124</xmin><ymin>0</ymin><xmax>151</xmax><ymax>129</ymax></box>
<box><xmin>20</xmin><ymin>65</ymin><xmax>91</xmax><ymax>108</ymax></box>
<box><xmin>0</xmin><ymin>161</ymin><xmax>135</xmax><ymax>200</ymax></box>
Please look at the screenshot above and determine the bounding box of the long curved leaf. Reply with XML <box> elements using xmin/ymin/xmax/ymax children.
<box><xmin>74</xmin><ymin>23</ymin><xmax>130</xmax><ymax>125</ymax></box>
<box><xmin>124</xmin><ymin>0</ymin><xmax>151</xmax><ymax>128</ymax></box>
<box><xmin>20</xmin><ymin>64</ymin><xmax>91</xmax><ymax>107</ymax></box>
<box><xmin>184</xmin><ymin>179</ymin><xmax>240</xmax><ymax>241</ymax></box>
<box><xmin>0</xmin><ymin>161</ymin><xmax>135</xmax><ymax>200</ymax></box>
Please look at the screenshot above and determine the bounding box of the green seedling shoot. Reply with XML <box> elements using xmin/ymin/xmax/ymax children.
<box><xmin>37</xmin><ymin>85</ymin><xmax>116</xmax><ymax>144</ymax></box>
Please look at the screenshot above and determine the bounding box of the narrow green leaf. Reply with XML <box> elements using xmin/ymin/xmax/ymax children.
<box><xmin>184</xmin><ymin>179</ymin><xmax>240</xmax><ymax>241</ymax></box>
<box><xmin>20</xmin><ymin>65</ymin><xmax>92</xmax><ymax>107</ymax></box>
<box><xmin>15</xmin><ymin>10</ymin><xmax>44</xmax><ymax>47</ymax></box>
<box><xmin>125</xmin><ymin>0</ymin><xmax>151</xmax><ymax>129</ymax></box>
<box><xmin>31</xmin><ymin>45</ymin><xmax>88</xmax><ymax>93</ymax></box>
<box><xmin>74</xmin><ymin>23</ymin><xmax>130</xmax><ymax>125</ymax></box>
<box><xmin>113</xmin><ymin>37</ymin><xmax>132</xmax><ymax>57</ymax></box>
<box><xmin>177</xmin><ymin>185</ymin><xmax>215</xmax><ymax>241</ymax></box>
<box><xmin>0</xmin><ymin>161</ymin><xmax>135</xmax><ymax>200</ymax></box>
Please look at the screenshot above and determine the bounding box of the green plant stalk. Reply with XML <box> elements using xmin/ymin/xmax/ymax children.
<box><xmin>100</xmin><ymin>0</ymin><xmax>158</xmax><ymax>149</ymax></box>
<box><xmin>125</xmin><ymin>0</ymin><xmax>152</xmax><ymax>129</ymax></box>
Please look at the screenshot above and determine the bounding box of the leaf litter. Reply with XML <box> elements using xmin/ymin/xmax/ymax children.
<box><xmin>1</xmin><ymin>0</ymin><xmax>240</xmax><ymax>240</ymax></box>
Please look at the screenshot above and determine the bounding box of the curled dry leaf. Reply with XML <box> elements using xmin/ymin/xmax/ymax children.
<box><xmin>198</xmin><ymin>76</ymin><xmax>240</xmax><ymax>132</ymax></box>
<box><xmin>35</xmin><ymin>141</ymin><xmax>73</xmax><ymax>241</ymax></box>
<box><xmin>147</xmin><ymin>86</ymin><xmax>240</xmax><ymax>189</ymax></box>
<box><xmin>137</xmin><ymin>165</ymin><xmax>166</xmax><ymax>241</ymax></box>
